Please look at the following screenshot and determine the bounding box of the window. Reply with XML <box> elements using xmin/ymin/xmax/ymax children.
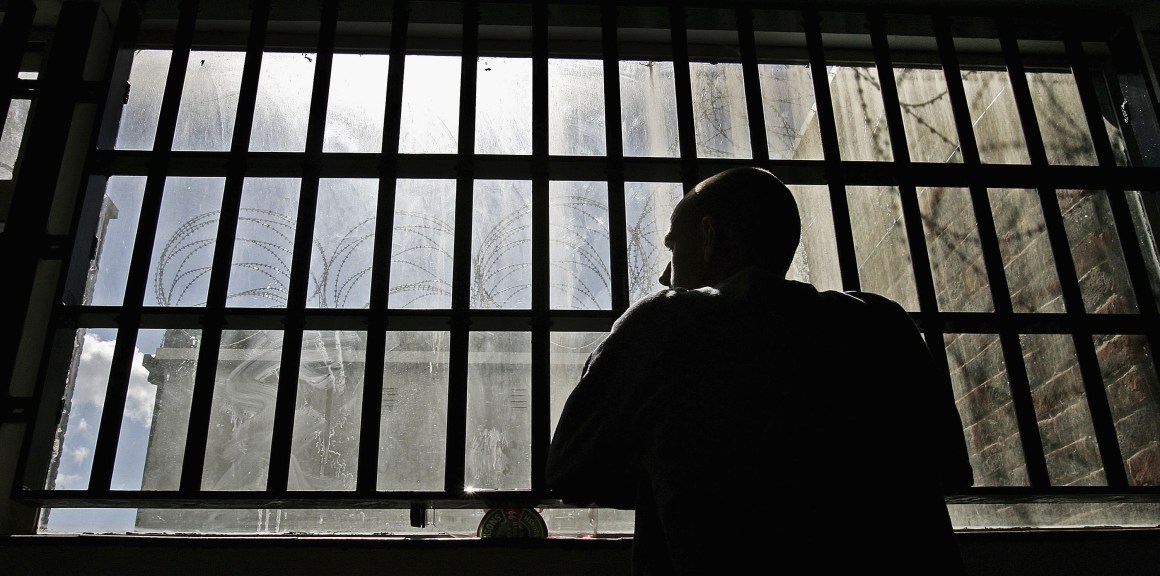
<box><xmin>8</xmin><ymin>0</ymin><xmax>1160</xmax><ymax>536</ymax></box>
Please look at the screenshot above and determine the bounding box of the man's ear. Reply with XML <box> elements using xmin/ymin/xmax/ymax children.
<box><xmin>700</xmin><ymin>215</ymin><xmax>716</xmax><ymax>262</ymax></box>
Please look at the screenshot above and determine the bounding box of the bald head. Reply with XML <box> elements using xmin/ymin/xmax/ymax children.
<box><xmin>660</xmin><ymin>167</ymin><xmax>801</xmax><ymax>289</ymax></box>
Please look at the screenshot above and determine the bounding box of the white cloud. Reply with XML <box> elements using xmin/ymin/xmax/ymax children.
<box><xmin>74</xmin><ymin>333</ymin><xmax>157</xmax><ymax>427</ymax></box>
<box><xmin>124</xmin><ymin>350</ymin><xmax>156</xmax><ymax>426</ymax></box>
<box><xmin>70</xmin><ymin>446</ymin><xmax>90</xmax><ymax>463</ymax></box>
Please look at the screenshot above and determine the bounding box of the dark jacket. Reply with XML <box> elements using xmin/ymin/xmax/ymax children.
<box><xmin>546</xmin><ymin>267</ymin><xmax>974</xmax><ymax>575</ymax></box>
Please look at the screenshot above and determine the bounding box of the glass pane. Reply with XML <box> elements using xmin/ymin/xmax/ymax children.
<box><xmin>309</xmin><ymin>178</ymin><xmax>377</xmax><ymax>309</ymax></box>
<box><xmin>550</xmin><ymin>332</ymin><xmax>607</xmax><ymax>438</ymax></box>
<box><xmin>85</xmin><ymin>176</ymin><xmax>146</xmax><ymax>306</ymax></box>
<box><xmin>399</xmin><ymin>55</ymin><xmax>461</xmax><ymax>154</ymax></box>
<box><xmin>135</xmin><ymin>328</ymin><xmax>199</xmax><ymax>491</ymax></box>
<box><xmin>830</xmin><ymin>66</ymin><xmax>893</xmax><ymax>161</ymax></box>
<box><xmin>846</xmin><ymin>186</ymin><xmax>919</xmax><ymax>311</ymax></box>
<box><xmin>172</xmin><ymin>51</ymin><xmax>246</xmax><ymax>151</ymax></box>
<box><xmin>620</xmin><ymin>60</ymin><xmax>679</xmax><ymax>157</ymax></box>
<box><xmin>918</xmin><ymin>187</ymin><xmax>994</xmax><ymax>312</ymax></box>
<box><xmin>378</xmin><ymin>331</ymin><xmax>450</xmax><ymax>491</ymax></box>
<box><xmin>1059</xmin><ymin>189</ymin><xmax>1139</xmax><ymax>314</ymax></box>
<box><xmin>625</xmin><ymin>182</ymin><xmax>683</xmax><ymax>302</ymax></box>
<box><xmin>550</xmin><ymin>181</ymin><xmax>611</xmax><ymax>310</ymax></box>
<box><xmin>949</xmin><ymin>502</ymin><xmax>1160</xmax><ymax>529</ymax></box>
<box><xmin>944</xmin><ymin>332</ymin><xmax>1029</xmax><ymax>486</ymax></box>
<box><xmin>988</xmin><ymin>188</ymin><xmax>1065</xmax><ymax>313</ymax></box>
<box><xmin>549</xmin><ymin>59</ymin><xmax>606</xmax><ymax>156</ymax></box>
<box><xmin>132</xmin><ymin>508</ymin><xmax>484</xmax><ymax>535</ymax></box>
<box><xmin>1126</xmin><ymin>190</ymin><xmax>1160</xmax><ymax>313</ymax></box>
<box><xmin>224</xmin><ymin>178</ymin><xmax>301</xmax><ymax>308</ymax></box>
<box><xmin>46</xmin><ymin>328</ymin><xmax>118</xmax><ymax>490</ymax></box>
<box><xmin>893</xmin><ymin>67</ymin><xmax>962</xmax><ymax>163</ymax></box>
<box><xmin>465</xmin><ymin>331</ymin><xmax>532</xmax><ymax>491</ymax></box>
<box><xmin>689</xmin><ymin>61</ymin><xmax>752</xmax><ymax>159</ymax></box>
<box><xmin>787</xmin><ymin>184</ymin><xmax>841</xmax><ymax>292</ymax></box>
<box><xmin>759</xmin><ymin>63</ymin><xmax>822</xmax><ymax>160</ymax></box>
<box><xmin>0</xmin><ymin>98</ymin><xmax>31</xmax><ymax>179</ymax></box>
<box><xmin>288</xmin><ymin>330</ymin><xmax>367</xmax><ymax>491</ymax></box>
<box><xmin>203</xmin><ymin>329</ymin><xmax>284</xmax><ymax>490</ymax></box>
<box><xmin>115</xmin><ymin>50</ymin><xmax>170</xmax><ymax>150</ymax></box>
<box><xmin>1094</xmin><ymin>334</ymin><xmax>1160</xmax><ymax>486</ymax></box>
<box><xmin>475</xmin><ymin>57</ymin><xmax>532</xmax><ymax>155</ymax></box>
<box><xmin>146</xmin><ymin>177</ymin><xmax>227</xmax><ymax>307</ymax></box>
<box><xmin>544</xmin><ymin>507</ymin><xmax>635</xmax><ymax>536</ymax></box>
<box><xmin>324</xmin><ymin>53</ymin><xmax>389</xmax><ymax>153</ymax></box>
<box><xmin>471</xmin><ymin>180</ymin><xmax>531</xmax><ymax>309</ymax></box>
<box><xmin>249</xmin><ymin>52</ymin><xmax>316</xmax><ymax>152</ymax></box>
<box><xmin>1027</xmin><ymin>70</ymin><xmax>1098</xmax><ymax>166</ymax></box>
<box><xmin>1021</xmin><ymin>334</ymin><xmax>1105</xmax><ymax>486</ymax></box>
<box><xmin>960</xmin><ymin>69</ymin><xmax>1030</xmax><ymax>164</ymax></box>
<box><xmin>389</xmin><ymin>179</ymin><xmax>457</xmax><ymax>309</ymax></box>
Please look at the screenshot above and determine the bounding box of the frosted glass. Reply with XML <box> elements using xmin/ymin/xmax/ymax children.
<box><xmin>471</xmin><ymin>180</ymin><xmax>531</xmax><ymax>309</ymax></box>
<box><xmin>465</xmin><ymin>331</ymin><xmax>531</xmax><ymax>490</ymax></box>
<box><xmin>620</xmin><ymin>61</ymin><xmax>679</xmax><ymax>157</ymax></box>
<box><xmin>172</xmin><ymin>51</ymin><xmax>245</xmax><ymax>151</ymax></box>
<box><xmin>115</xmin><ymin>50</ymin><xmax>170</xmax><ymax>150</ymax></box>
<box><xmin>624</xmin><ymin>182</ymin><xmax>682</xmax><ymax>302</ymax></box>
<box><xmin>309</xmin><ymin>178</ymin><xmax>378</xmax><ymax>309</ymax></box>
<box><xmin>1027</xmin><ymin>71</ymin><xmax>1098</xmax><ymax>166</ymax></box>
<box><xmin>549</xmin><ymin>181</ymin><xmax>611</xmax><ymax>309</ymax></box>
<box><xmin>759</xmin><ymin>63</ymin><xmax>822</xmax><ymax>160</ymax></box>
<box><xmin>224</xmin><ymin>178</ymin><xmax>301</xmax><ymax>308</ymax></box>
<box><xmin>830</xmin><ymin>65</ymin><xmax>893</xmax><ymax>161</ymax></box>
<box><xmin>475</xmin><ymin>57</ymin><xmax>532</xmax><ymax>155</ymax></box>
<box><xmin>960</xmin><ymin>70</ymin><xmax>1030</xmax><ymax>164</ymax></box>
<box><xmin>689</xmin><ymin>62</ymin><xmax>752</xmax><ymax>159</ymax></box>
<box><xmin>786</xmin><ymin>184</ymin><xmax>841</xmax><ymax>292</ymax></box>
<box><xmin>549</xmin><ymin>59</ymin><xmax>606</xmax><ymax>156</ymax></box>
<box><xmin>145</xmin><ymin>178</ymin><xmax>226</xmax><ymax>307</ymax></box>
<box><xmin>0</xmin><ymin>98</ymin><xmax>31</xmax><ymax>178</ymax></box>
<box><xmin>399</xmin><ymin>55</ymin><xmax>461</xmax><ymax>154</ymax></box>
<box><xmin>893</xmin><ymin>67</ymin><xmax>963</xmax><ymax>163</ymax></box>
<box><xmin>846</xmin><ymin>186</ymin><xmax>919</xmax><ymax>311</ymax></box>
<box><xmin>389</xmin><ymin>179</ymin><xmax>457</xmax><ymax>309</ymax></box>
<box><xmin>324</xmin><ymin>53</ymin><xmax>389</xmax><ymax>153</ymax></box>
<box><xmin>85</xmin><ymin>176</ymin><xmax>147</xmax><ymax>306</ymax></box>
<box><xmin>378</xmin><ymin>331</ymin><xmax>450</xmax><ymax>491</ymax></box>
<box><xmin>988</xmin><ymin>188</ymin><xmax>1065</xmax><ymax>313</ymax></box>
<box><xmin>249</xmin><ymin>52</ymin><xmax>316</xmax><ymax>152</ymax></box>
<box><xmin>918</xmin><ymin>187</ymin><xmax>994</xmax><ymax>312</ymax></box>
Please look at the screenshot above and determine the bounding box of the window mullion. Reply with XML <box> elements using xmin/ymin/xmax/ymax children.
<box><xmin>1001</xmin><ymin>22</ymin><xmax>1130</xmax><ymax>487</ymax></box>
<box><xmin>736</xmin><ymin>6</ymin><xmax>769</xmax><ymax>163</ymax></box>
<box><xmin>530</xmin><ymin>1</ymin><xmax>551</xmax><ymax>494</ymax></box>
<box><xmin>936</xmin><ymin>17</ymin><xmax>1052</xmax><ymax>488</ymax></box>
<box><xmin>266</xmin><ymin>0</ymin><xmax>340</xmax><ymax>494</ymax></box>
<box><xmin>445</xmin><ymin>0</ymin><xmax>481</xmax><ymax>496</ymax></box>
<box><xmin>668</xmin><ymin>5</ymin><xmax>699</xmax><ymax>190</ymax></box>
<box><xmin>180</xmin><ymin>0</ymin><xmax>271</xmax><ymax>493</ymax></box>
<box><xmin>602</xmin><ymin>3</ymin><xmax>630</xmax><ymax>315</ymax></box>
<box><xmin>804</xmin><ymin>10</ymin><xmax>859</xmax><ymax>291</ymax></box>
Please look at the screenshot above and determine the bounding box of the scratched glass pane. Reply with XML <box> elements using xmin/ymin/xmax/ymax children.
<box><xmin>550</xmin><ymin>332</ymin><xmax>607</xmax><ymax>438</ymax></box>
<box><xmin>84</xmin><ymin>176</ymin><xmax>146</xmax><ymax>306</ymax></box>
<box><xmin>1094</xmin><ymin>334</ymin><xmax>1160</xmax><ymax>486</ymax></box>
<box><xmin>288</xmin><ymin>330</ymin><xmax>367</xmax><ymax>491</ymax></box>
<box><xmin>960</xmin><ymin>69</ymin><xmax>1030</xmax><ymax>164</ymax></box>
<box><xmin>988</xmin><ymin>188</ymin><xmax>1065</xmax><ymax>313</ymax></box>
<box><xmin>249</xmin><ymin>52</ymin><xmax>316</xmax><ymax>152</ymax></box>
<box><xmin>549</xmin><ymin>59</ymin><xmax>606</xmax><ymax>156</ymax></box>
<box><xmin>759</xmin><ymin>63</ymin><xmax>822</xmax><ymax>160</ymax></box>
<box><xmin>625</xmin><ymin>182</ymin><xmax>683</xmax><ymax>302</ymax></box>
<box><xmin>471</xmin><ymin>180</ymin><xmax>531</xmax><ymax>309</ymax></box>
<box><xmin>830</xmin><ymin>66</ymin><xmax>893</xmax><ymax>161</ymax></box>
<box><xmin>550</xmin><ymin>181</ymin><xmax>611</xmax><ymax>310</ymax></box>
<box><xmin>378</xmin><ymin>331</ymin><xmax>450</xmax><ymax>491</ymax></box>
<box><xmin>846</xmin><ymin>186</ymin><xmax>919</xmax><ymax>311</ymax></box>
<box><xmin>224</xmin><ymin>178</ymin><xmax>301</xmax><ymax>308</ymax></box>
<box><xmin>944</xmin><ymin>332</ymin><xmax>1029</xmax><ymax>486</ymax></box>
<box><xmin>787</xmin><ymin>185</ymin><xmax>841</xmax><ymax>293</ymax></box>
<box><xmin>620</xmin><ymin>60</ymin><xmax>680</xmax><ymax>157</ymax></box>
<box><xmin>465</xmin><ymin>331</ymin><xmax>532</xmax><ymax>491</ymax></box>
<box><xmin>1021</xmin><ymin>334</ymin><xmax>1105</xmax><ymax>486</ymax></box>
<box><xmin>116</xmin><ymin>328</ymin><xmax>200</xmax><ymax>491</ymax></box>
<box><xmin>918</xmin><ymin>187</ymin><xmax>994</xmax><ymax>312</ymax></box>
<box><xmin>114</xmin><ymin>50</ymin><xmax>170</xmax><ymax>150</ymax></box>
<box><xmin>689</xmin><ymin>62</ymin><xmax>752</xmax><ymax>159</ymax></box>
<box><xmin>1027</xmin><ymin>70</ymin><xmax>1098</xmax><ymax>166</ymax></box>
<box><xmin>309</xmin><ymin>178</ymin><xmax>377</xmax><ymax>309</ymax></box>
<box><xmin>45</xmin><ymin>328</ymin><xmax>118</xmax><ymax>490</ymax></box>
<box><xmin>893</xmin><ymin>67</ymin><xmax>963</xmax><ymax>163</ymax></box>
<box><xmin>1</xmin><ymin>98</ymin><xmax>32</xmax><ymax>178</ymax></box>
<box><xmin>323</xmin><ymin>53</ymin><xmax>389</xmax><ymax>153</ymax></box>
<box><xmin>202</xmin><ymin>329</ymin><xmax>284</xmax><ymax>491</ymax></box>
<box><xmin>172</xmin><ymin>51</ymin><xmax>245</xmax><ymax>152</ymax></box>
<box><xmin>399</xmin><ymin>55</ymin><xmax>461</xmax><ymax>154</ymax></box>
<box><xmin>475</xmin><ymin>57</ymin><xmax>532</xmax><ymax>155</ymax></box>
<box><xmin>1059</xmin><ymin>189</ymin><xmax>1139</xmax><ymax>314</ymax></box>
<box><xmin>145</xmin><ymin>177</ymin><xmax>226</xmax><ymax>307</ymax></box>
<box><xmin>389</xmin><ymin>179</ymin><xmax>456</xmax><ymax>309</ymax></box>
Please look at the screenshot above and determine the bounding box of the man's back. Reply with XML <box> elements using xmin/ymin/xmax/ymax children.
<box><xmin>547</xmin><ymin>267</ymin><xmax>972</xmax><ymax>575</ymax></box>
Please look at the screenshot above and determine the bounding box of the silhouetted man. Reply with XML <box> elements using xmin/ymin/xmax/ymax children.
<box><xmin>546</xmin><ymin>166</ymin><xmax>974</xmax><ymax>575</ymax></box>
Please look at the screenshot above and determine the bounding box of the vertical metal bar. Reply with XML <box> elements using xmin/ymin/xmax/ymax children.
<box><xmin>445</xmin><ymin>0</ymin><xmax>480</xmax><ymax>495</ymax></box>
<box><xmin>736</xmin><ymin>7</ymin><xmax>769</xmax><ymax>163</ymax></box>
<box><xmin>936</xmin><ymin>17</ymin><xmax>1050</xmax><ymax>487</ymax></box>
<box><xmin>358</xmin><ymin>0</ymin><xmax>410</xmax><ymax>494</ymax></box>
<box><xmin>267</xmin><ymin>0</ymin><xmax>338</xmax><ymax>493</ymax></box>
<box><xmin>602</xmin><ymin>3</ymin><xmax>630</xmax><ymax>316</ymax></box>
<box><xmin>1001</xmin><ymin>22</ymin><xmax>1128</xmax><ymax>486</ymax></box>
<box><xmin>803</xmin><ymin>10</ymin><xmax>859</xmax><ymax>291</ymax></box>
<box><xmin>529</xmin><ymin>1</ymin><xmax>551</xmax><ymax>494</ymax></box>
<box><xmin>181</xmin><ymin>0</ymin><xmax>271</xmax><ymax>492</ymax></box>
<box><xmin>668</xmin><ymin>4</ymin><xmax>699</xmax><ymax>190</ymax></box>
